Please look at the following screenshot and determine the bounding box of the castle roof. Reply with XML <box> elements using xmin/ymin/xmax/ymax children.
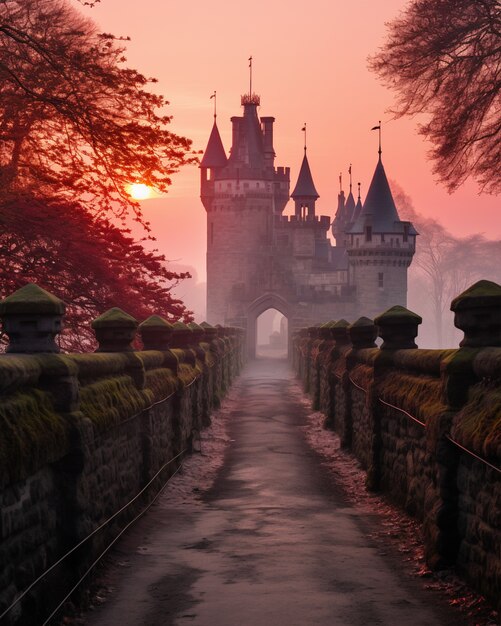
<box><xmin>344</xmin><ymin>190</ymin><xmax>356</xmax><ymax>223</ymax></box>
<box><xmin>226</xmin><ymin>102</ymin><xmax>266</xmax><ymax>171</ymax></box>
<box><xmin>348</xmin><ymin>157</ymin><xmax>416</xmax><ymax>234</ymax></box>
<box><xmin>201</xmin><ymin>120</ymin><xmax>227</xmax><ymax>168</ymax></box>
<box><xmin>291</xmin><ymin>152</ymin><xmax>319</xmax><ymax>199</ymax></box>
<box><xmin>352</xmin><ymin>195</ymin><xmax>363</xmax><ymax>224</ymax></box>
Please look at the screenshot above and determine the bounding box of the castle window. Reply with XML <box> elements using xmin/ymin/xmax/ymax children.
<box><xmin>381</xmin><ymin>233</ymin><xmax>385</xmax><ymax>243</ymax></box>
<box><xmin>365</xmin><ymin>226</ymin><xmax>372</xmax><ymax>242</ymax></box>
<box><xmin>403</xmin><ymin>223</ymin><xmax>409</xmax><ymax>242</ymax></box>
<box><xmin>378</xmin><ymin>272</ymin><xmax>384</xmax><ymax>289</ymax></box>
<box><xmin>356</xmin><ymin>238</ymin><xmax>359</xmax><ymax>248</ymax></box>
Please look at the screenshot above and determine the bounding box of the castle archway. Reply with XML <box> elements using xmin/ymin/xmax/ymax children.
<box><xmin>246</xmin><ymin>293</ymin><xmax>292</xmax><ymax>359</ymax></box>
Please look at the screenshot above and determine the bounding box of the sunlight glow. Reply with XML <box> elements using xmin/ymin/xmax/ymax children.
<box><xmin>129</xmin><ymin>183</ymin><xmax>152</xmax><ymax>200</ymax></box>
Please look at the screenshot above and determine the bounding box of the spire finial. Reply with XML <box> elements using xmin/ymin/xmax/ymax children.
<box><xmin>357</xmin><ymin>182</ymin><xmax>361</xmax><ymax>201</ymax></box>
<box><xmin>371</xmin><ymin>121</ymin><xmax>382</xmax><ymax>159</ymax></box>
<box><xmin>248</xmin><ymin>56</ymin><xmax>253</xmax><ymax>97</ymax></box>
<box><xmin>349</xmin><ymin>164</ymin><xmax>352</xmax><ymax>192</ymax></box>
<box><xmin>339</xmin><ymin>172</ymin><xmax>343</xmax><ymax>193</ymax></box>
<box><xmin>210</xmin><ymin>90</ymin><xmax>217</xmax><ymax>119</ymax></box>
<box><xmin>302</xmin><ymin>123</ymin><xmax>307</xmax><ymax>153</ymax></box>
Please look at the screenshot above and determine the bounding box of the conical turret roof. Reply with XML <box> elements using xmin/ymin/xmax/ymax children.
<box><xmin>291</xmin><ymin>152</ymin><xmax>319</xmax><ymax>199</ymax></box>
<box><xmin>348</xmin><ymin>157</ymin><xmax>414</xmax><ymax>233</ymax></box>
<box><xmin>201</xmin><ymin>120</ymin><xmax>227</xmax><ymax>168</ymax></box>
<box><xmin>344</xmin><ymin>190</ymin><xmax>356</xmax><ymax>223</ymax></box>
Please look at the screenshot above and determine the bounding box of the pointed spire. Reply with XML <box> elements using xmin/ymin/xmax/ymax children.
<box><xmin>351</xmin><ymin>182</ymin><xmax>363</xmax><ymax>224</ymax></box>
<box><xmin>201</xmin><ymin>119</ymin><xmax>227</xmax><ymax>168</ymax></box>
<box><xmin>291</xmin><ymin>151</ymin><xmax>319</xmax><ymax>199</ymax></box>
<box><xmin>348</xmin><ymin>157</ymin><xmax>402</xmax><ymax>233</ymax></box>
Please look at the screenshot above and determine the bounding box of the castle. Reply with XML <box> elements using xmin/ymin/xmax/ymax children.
<box><xmin>200</xmin><ymin>91</ymin><xmax>416</xmax><ymax>355</ymax></box>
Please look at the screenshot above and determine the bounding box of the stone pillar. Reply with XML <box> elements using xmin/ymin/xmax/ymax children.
<box><xmin>374</xmin><ymin>305</ymin><xmax>422</xmax><ymax>350</ymax></box>
<box><xmin>91</xmin><ymin>308</ymin><xmax>138</xmax><ymax>353</ymax></box>
<box><xmin>369</xmin><ymin>306</ymin><xmax>422</xmax><ymax>491</ymax></box>
<box><xmin>0</xmin><ymin>283</ymin><xmax>65</xmax><ymax>353</ymax></box>
<box><xmin>139</xmin><ymin>315</ymin><xmax>173</xmax><ymax>350</ymax></box>
<box><xmin>348</xmin><ymin>317</ymin><xmax>378</xmax><ymax>350</ymax></box>
<box><xmin>450</xmin><ymin>279</ymin><xmax>501</xmax><ymax>348</ymax></box>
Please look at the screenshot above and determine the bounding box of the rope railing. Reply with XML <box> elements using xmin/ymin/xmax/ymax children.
<box><xmin>445</xmin><ymin>435</ymin><xmax>501</xmax><ymax>474</ymax></box>
<box><xmin>0</xmin><ymin>384</ymin><xmax>189</xmax><ymax>625</ymax></box>
<box><xmin>347</xmin><ymin>375</ymin><xmax>499</xmax><ymax>473</ymax></box>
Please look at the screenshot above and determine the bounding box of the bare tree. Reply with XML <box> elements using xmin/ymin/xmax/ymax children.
<box><xmin>393</xmin><ymin>184</ymin><xmax>501</xmax><ymax>346</ymax></box>
<box><xmin>370</xmin><ymin>0</ymin><xmax>501</xmax><ymax>194</ymax></box>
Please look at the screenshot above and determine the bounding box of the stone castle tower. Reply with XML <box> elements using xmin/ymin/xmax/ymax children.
<box><xmin>201</xmin><ymin>91</ymin><xmax>416</xmax><ymax>354</ymax></box>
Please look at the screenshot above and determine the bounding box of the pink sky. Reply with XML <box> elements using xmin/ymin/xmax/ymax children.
<box><xmin>82</xmin><ymin>0</ymin><xmax>500</xmax><ymax>283</ymax></box>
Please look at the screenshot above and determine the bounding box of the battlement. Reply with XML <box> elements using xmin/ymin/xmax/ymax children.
<box><xmin>276</xmin><ymin>215</ymin><xmax>330</xmax><ymax>228</ymax></box>
<box><xmin>275</xmin><ymin>166</ymin><xmax>290</xmax><ymax>181</ymax></box>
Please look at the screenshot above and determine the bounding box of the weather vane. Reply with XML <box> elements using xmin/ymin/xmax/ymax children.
<box><xmin>302</xmin><ymin>123</ymin><xmax>307</xmax><ymax>153</ymax></box>
<box><xmin>249</xmin><ymin>56</ymin><xmax>253</xmax><ymax>97</ymax></box>
<box><xmin>371</xmin><ymin>121</ymin><xmax>382</xmax><ymax>157</ymax></box>
<box><xmin>210</xmin><ymin>90</ymin><xmax>216</xmax><ymax>119</ymax></box>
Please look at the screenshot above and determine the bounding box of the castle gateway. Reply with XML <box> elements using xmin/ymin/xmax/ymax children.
<box><xmin>200</xmin><ymin>92</ymin><xmax>416</xmax><ymax>356</ymax></box>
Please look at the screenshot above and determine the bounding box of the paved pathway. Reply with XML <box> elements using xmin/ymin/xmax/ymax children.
<box><xmin>86</xmin><ymin>358</ymin><xmax>462</xmax><ymax>626</ymax></box>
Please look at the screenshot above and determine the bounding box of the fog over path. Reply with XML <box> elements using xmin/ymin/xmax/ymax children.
<box><xmin>85</xmin><ymin>358</ymin><xmax>461</xmax><ymax>626</ymax></box>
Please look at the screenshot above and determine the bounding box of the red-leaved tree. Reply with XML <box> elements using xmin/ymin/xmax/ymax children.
<box><xmin>0</xmin><ymin>0</ymin><xmax>198</xmax><ymax>349</ymax></box>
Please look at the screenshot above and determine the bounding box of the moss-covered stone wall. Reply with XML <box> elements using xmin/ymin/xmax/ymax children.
<box><xmin>292</xmin><ymin>332</ymin><xmax>501</xmax><ymax>611</ymax></box>
<box><xmin>0</xmin><ymin>330</ymin><xmax>244</xmax><ymax>625</ymax></box>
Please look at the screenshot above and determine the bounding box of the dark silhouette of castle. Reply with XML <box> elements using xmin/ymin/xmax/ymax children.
<box><xmin>201</xmin><ymin>91</ymin><xmax>416</xmax><ymax>355</ymax></box>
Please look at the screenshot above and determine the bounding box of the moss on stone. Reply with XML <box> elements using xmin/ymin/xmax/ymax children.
<box><xmin>200</xmin><ymin>342</ymin><xmax>217</xmax><ymax>366</ymax></box>
<box><xmin>139</xmin><ymin>315</ymin><xmax>173</xmax><ymax>329</ymax></box>
<box><xmin>0</xmin><ymin>283</ymin><xmax>65</xmax><ymax>315</ymax></box>
<box><xmin>375</xmin><ymin>305</ymin><xmax>422</xmax><ymax>324</ymax></box>
<box><xmin>333</xmin><ymin>319</ymin><xmax>350</xmax><ymax>328</ymax></box>
<box><xmin>0</xmin><ymin>389</ymin><xmax>69</xmax><ymax>487</ymax></box>
<box><xmin>451</xmin><ymin>383</ymin><xmax>501</xmax><ymax>460</ymax></box>
<box><xmin>177</xmin><ymin>363</ymin><xmax>202</xmax><ymax>387</ymax></box>
<box><xmin>349</xmin><ymin>363</ymin><xmax>373</xmax><ymax>391</ymax></box>
<box><xmin>144</xmin><ymin>368</ymin><xmax>178</xmax><ymax>401</ymax></box>
<box><xmin>67</xmin><ymin>352</ymin><xmax>131</xmax><ymax>379</ymax></box>
<box><xmin>172</xmin><ymin>321</ymin><xmax>192</xmax><ymax>331</ymax></box>
<box><xmin>473</xmin><ymin>347</ymin><xmax>501</xmax><ymax>381</ymax></box>
<box><xmin>79</xmin><ymin>375</ymin><xmax>146</xmax><ymax>432</ymax></box>
<box><xmin>0</xmin><ymin>356</ymin><xmax>42</xmax><ymax>391</ymax></box>
<box><xmin>378</xmin><ymin>371</ymin><xmax>447</xmax><ymax>427</ymax></box>
<box><xmin>450</xmin><ymin>280</ymin><xmax>501</xmax><ymax>311</ymax></box>
<box><xmin>350</xmin><ymin>316</ymin><xmax>374</xmax><ymax>328</ymax></box>
<box><xmin>392</xmin><ymin>349</ymin><xmax>456</xmax><ymax>376</ymax></box>
<box><xmin>135</xmin><ymin>350</ymin><xmax>166</xmax><ymax>370</ymax></box>
<box><xmin>91</xmin><ymin>307</ymin><xmax>138</xmax><ymax>329</ymax></box>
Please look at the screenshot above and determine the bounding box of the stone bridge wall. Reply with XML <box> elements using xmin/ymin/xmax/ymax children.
<box><xmin>0</xmin><ymin>285</ymin><xmax>245</xmax><ymax>625</ymax></box>
<box><xmin>292</xmin><ymin>280</ymin><xmax>501</xmax><ymax>612</ymax></box>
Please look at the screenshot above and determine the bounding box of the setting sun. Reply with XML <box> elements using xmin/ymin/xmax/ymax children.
<box><xmin>129</xmin><ymin>182</ymin><xmax>152</xmax><ymax>200</ymax></box>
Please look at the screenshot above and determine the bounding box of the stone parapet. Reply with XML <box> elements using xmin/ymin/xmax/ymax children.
<box><xmin>0</xmin><ymin>284</ymin><xmax>246</xmax><ymax>626</ymax></box>
<box><xmin>291</xmin><ymin>279</ymin><xmax>501</xmax><ymax>611</ymax></box>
